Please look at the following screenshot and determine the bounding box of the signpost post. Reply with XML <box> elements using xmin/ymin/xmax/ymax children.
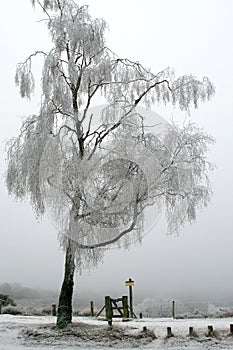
<box><xmin>125</xmin><ymin>278</ymin><xmax>134</xmax><ymax>318</ymax></box>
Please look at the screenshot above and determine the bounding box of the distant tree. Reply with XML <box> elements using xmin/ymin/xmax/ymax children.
<box><xmin>6</xmin><ymin>0</ymin><xmax>215</xmax><ymax>328</ymax></box>
<box><xmin>0</xmin><ymin>293</ymin><xmax>16</xmax><ymax>307</ymax></box>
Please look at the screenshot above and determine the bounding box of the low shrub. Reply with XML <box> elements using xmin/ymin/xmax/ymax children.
<box><xmin>2</xmin><ymin>306</ymin><xmax>22</xmax><ymax>315</ymax></box>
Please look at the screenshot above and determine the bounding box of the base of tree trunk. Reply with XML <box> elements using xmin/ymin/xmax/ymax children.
<box><xmin>57</xmin><ymin>240</ymin><xmax>75</xmax><ymax>329</ymax></box>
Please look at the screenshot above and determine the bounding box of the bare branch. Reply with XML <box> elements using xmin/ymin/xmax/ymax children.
<box><xmin>76</xmin><ymin>205</ymin><xmax>139</xmax><ymax>249</ymax></box>
<box><xmin>58</xmin><ymin>124</ymin><xmax>78</xmax><ymax>138</ymax></box>
<box><xmin>35</xmin><ymin>0</ymin><xmax>51</xmax><ymax>19</ymax></box>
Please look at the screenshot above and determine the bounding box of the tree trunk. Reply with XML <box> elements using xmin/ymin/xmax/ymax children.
<box><xmin>57</xmin><ymin>239</ymin><xmax>75</xmax><ymax>328</ymax></box>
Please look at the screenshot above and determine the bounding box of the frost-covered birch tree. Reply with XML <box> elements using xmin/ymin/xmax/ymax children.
<box><xmin>6</xmin><ymin>0</ymin><xmax>215</xmax><ymax>328</ymax></box>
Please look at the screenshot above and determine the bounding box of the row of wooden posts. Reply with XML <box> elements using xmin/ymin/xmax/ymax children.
<box><xmin>166</xmin><ymin>324</ymin><xmax>233</xmax><ymax>337</ymax></box>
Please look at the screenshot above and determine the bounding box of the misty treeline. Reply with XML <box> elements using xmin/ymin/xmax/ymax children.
<box><xmin>0</xmin><ymin>282</ymin><xmax>57</xmax><ymax>300</ymax></box>
<box><xmin>135</xmin><ymin>298</ymin><xmax>233</xmax><ymax>319</ymax></box>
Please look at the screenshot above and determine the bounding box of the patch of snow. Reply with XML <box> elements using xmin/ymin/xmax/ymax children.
<box><xmin>1</xmin><ymin>315</ymin><xmax>233</xmax><ymax>349</ymax></box>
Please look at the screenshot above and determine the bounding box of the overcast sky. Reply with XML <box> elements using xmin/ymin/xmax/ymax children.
<box><xmin>0</xmin><ymin>0</ymin><xmax>233</xmax><ymax>302</ymax></box>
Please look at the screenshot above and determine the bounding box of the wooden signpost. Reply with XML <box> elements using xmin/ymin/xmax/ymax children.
<box><xmin>125</xmin><ymin>278</ymin><xmax>135</xmax><ymax>318</ymax></box>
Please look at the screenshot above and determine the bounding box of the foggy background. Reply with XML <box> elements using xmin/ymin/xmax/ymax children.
<box><xmin>0</xmin><ymin>0</ymin><xmax>233</xmax><ymax>304</ymax></box>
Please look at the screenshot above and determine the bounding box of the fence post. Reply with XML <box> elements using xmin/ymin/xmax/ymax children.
<box><xmin>189</xmin><ymin>327</ymin><xmax>194</xmax><ymax>336</ymax></box>
<box><xmin>230</xmin><ymin>324</ymin><xmax>233</xmax><ymax>335</ymax></box>
<box><xmin>0</xmin><ymin>301</ymin><xmax>2</xmax><ymax>315</ymax></box>
<box><xmin>167</xmin><ymin>327</ymin><xmax>173</xmax><ymax>337</ymax></box>
<box><xmin>51</xmin><ymin>303</ymin><xmax>56</xmax><ymax>316</ymax></box>
<box><xmin>172</xmin><ymin>300</ymin><xmax>175</xmax><ymax>318</ymax></box>
<box><xmin>207</xmin><ymin>325</ymin><xmax>214</xmax><ymax>336</ymax></box>
<box><xmin>122</xmin><ymin>295</ymin><xmax>129</xmax><ymax>318</ymax></box>
<box><xmin>90</xmin><ymin>301</ymin><xmax>94</xmax><ymax>316</ymax></box>
<box><xmin>139</xmin><ymin>312</ymin><xmax>143</xmax><ymax>319</ymax></box>
<box><xmin>105</xmin><ymin>296</ymin><xmax>112</xmax><ymax>320</ymax></box>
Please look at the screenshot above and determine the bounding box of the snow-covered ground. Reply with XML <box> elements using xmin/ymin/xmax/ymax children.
<box><xmin>1</xmin><ymin>314</ymin><xmax>233</xmax><ymax>349</ymax></box>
